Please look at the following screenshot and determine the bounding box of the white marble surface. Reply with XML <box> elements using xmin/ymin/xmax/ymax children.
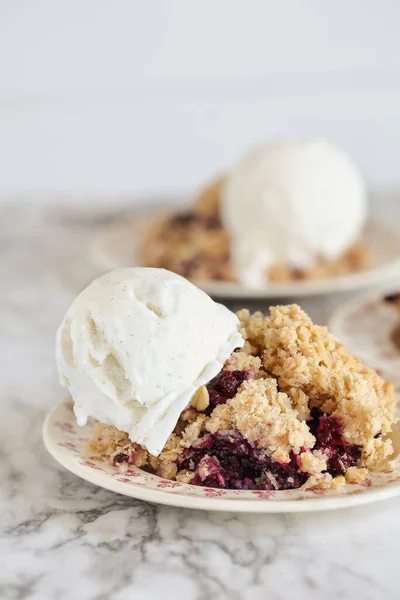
<box><xmin>2</xmin><ymin>201</ymin><xmax>400</xmax><ymax>600</ymax></box>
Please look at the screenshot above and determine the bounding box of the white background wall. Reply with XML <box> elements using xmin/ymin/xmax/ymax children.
<box><xmin>0</xmin><ymin>0</ymin><xmax>399</xmax><ymax>200</ymax></box>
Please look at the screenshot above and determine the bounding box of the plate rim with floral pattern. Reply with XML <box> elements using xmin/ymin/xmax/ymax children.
<box><xmin>88</xmin><ymin>201</ymin><xmax>400</xmax><ymax>300</ymax></box>
<box><xmin>42</xmin><ymin>397</ymin><xmax>400</xmax><ymax>513</ymax></box>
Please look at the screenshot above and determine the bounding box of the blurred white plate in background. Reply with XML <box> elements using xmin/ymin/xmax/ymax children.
<box><xmin>89</xmin><ymin>203</ymin><xmax>400</xmax><ymax>299</ymax></box>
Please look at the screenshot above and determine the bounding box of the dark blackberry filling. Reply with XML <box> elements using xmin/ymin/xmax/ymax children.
<box><xmin>113</xmin><ymin>452</ymin><xmax>129</xmax><ymax>465</ymax></box>
<box><xmin>206</xmin><ymin>370</ymin><xmax>248</xmax><ymax>411</ymax></box>
<box><xmin>309</xmin><ymin>408</ymin><xmax>361</xmax><ymax>477</ymax></box>
<box><xmin>178</xmin><ymin>402</ymin><xmax>361</xmax><ymax>490</ymax></box>
<box><xmin>178</xmin><ymin>431</ymin><xmax>308</xmax><ymax>490</ymax></box>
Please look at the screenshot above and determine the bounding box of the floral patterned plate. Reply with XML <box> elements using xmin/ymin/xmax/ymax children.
<box><xmin>43</xmin><ymin>397</ymin><xmax>400</xmax><ymax>513</ymax></box>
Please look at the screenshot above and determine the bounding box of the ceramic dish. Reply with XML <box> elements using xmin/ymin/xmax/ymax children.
<box><xmin>43</xmin><ymin>397</ymin><xmax>400</xmax><ymax>513</ymax></box>
<box><xmin>329</xmin><ymin>289</ymin><xmax>400</xmax><ymax>387</ymax></box>
<box><xmin>89</xmin><ymin>204</ymin><xmax>400</xmax><ymax>299</ymax></box>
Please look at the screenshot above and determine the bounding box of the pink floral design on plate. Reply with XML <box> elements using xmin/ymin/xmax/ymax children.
<box><xmin>87</xmin><ymin>455</ymin><xmax>107</xmax><ymax>463</ymax></box>
<box><xmin>57</xmin><ymin>441</ymin><xmax>77</xmax><ymax>451</ymax></box>
<box><xmin>110</xmin><ymin>468</ymin><xmax>142</xmax><ymax>478</ymax></box>
<box><xmin>156</xmin><ymin>480</ymin><xmax>182</xmax><ymax>489</ymax></box>
<box><xmin>305</xmin><ymin>488</ymin><xmax>326</xmax><ymax>496</ymax></box>
<box><xmin>54</xmin><ymin>421</ymin><xmax>76</xmax><ymax>433</ymax></box>
<box><xmin>349</xmin><ymin>488</ymin><xmax>365</xmax><ymax>496</ymax></box>
<box><xmin>79</xmin><ymin>460</ymin><xmax>102</xmax><ymax>471</ymax></box>
<box><xmin>360</xmin><ymin>479</ymin><xmax>372</xmax><ymax>488</ymax></box>
<box><xmin>251</xmin><ymin>490</ymin><xmax>276</xmax><ymax>500</ymax></box>
<box><xmin>203</xmin><ymin>488</ymin><xmax>227</xmax><ymax>497</ymax></box>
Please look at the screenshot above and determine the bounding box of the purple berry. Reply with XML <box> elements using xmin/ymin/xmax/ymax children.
<box><xmin>113</xmin><ymin>452</ymin><xmax>128</xmax><ymax>464</ymax></box>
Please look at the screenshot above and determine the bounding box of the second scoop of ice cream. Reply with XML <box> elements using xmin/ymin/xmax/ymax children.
<box><xmin>221</xmin><ymin>139</ymin><xmax>367</xmax><ymax>287</ymax></box>
<box><xmin>56</xmin><ymin>268</ymin><xmax>243</xmax><ymax>455</ymax></box>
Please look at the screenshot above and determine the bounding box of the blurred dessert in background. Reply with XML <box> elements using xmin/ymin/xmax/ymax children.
<box><xmin>141</xmin><ymin>139</ymin><xmax>372</xmax><ymax>287</ymax></box>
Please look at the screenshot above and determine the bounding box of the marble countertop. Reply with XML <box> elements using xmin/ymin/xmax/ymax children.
<box><xmin>2</xmin><ymin>201</ymin><xmax>400</xmax><ymax>600</ymax></box>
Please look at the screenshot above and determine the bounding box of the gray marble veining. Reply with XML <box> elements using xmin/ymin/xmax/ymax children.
<box><xmin>1</xmin><ymin>201</ymin><xmax>400</xmax><ymax>600</ymax></box>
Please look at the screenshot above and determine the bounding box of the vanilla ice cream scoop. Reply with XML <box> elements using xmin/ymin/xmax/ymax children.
<box><xmin>221</xmin><ymin>139</ymin><xmax>367</xmax><ymax>287</ymax></box>
<box><xmin>56</xmin><ymin>268</ymin><xmax>243</xmax><ymax>455</ymax></box>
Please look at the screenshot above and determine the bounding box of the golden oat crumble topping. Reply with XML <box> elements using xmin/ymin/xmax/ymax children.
<box><xmin>345</xmin><ymin>466</ymin><xmax>368</xmax><ymax>484</ymax></box>
<box><xmin>240</xmin><ymin>304</ymin><xmax>396</xmax><ymax>469</ymax></box>
<box><xmin>298</xmin><ymin>450</ymin><xmax>327</xmax><ymax>474</ymax></box>
<box><xmin>140</xmin><ymin>177</ymin><xmax>372</xmax><ymax>283</ymax></box>
<box><xmin>205</xmin><ymin>378</ymin><xmax>315</xmax><ymax>462</ymax></box>
<box><xmin>88</xmin><ymin>305</ymin><xmax>397</xmax><ymax>491</ymax></box>
<box><xmin>87</xmin><ymin>422</ymin><xmax>129</xmax><ymax>455</ymax></box>
<box><xmin>224</xmin><ymin>350</ymin><xmax>262</xmax><ymax>374</ymax></box>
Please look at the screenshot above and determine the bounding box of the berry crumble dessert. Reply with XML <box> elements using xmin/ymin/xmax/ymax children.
<box><xmin>87</xmin><ymin>304</ymin><xmax>397</xmax><ymax>491</ymax></box>
<box><xmin>141</xmin><ymin>140</ymin><xmax>372</xmax><ymax>287</ymax></box>
<box><xmin>141</xmin><ymin>178</ymin><xmax>370</xmax><ymax>285</ymax></box>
